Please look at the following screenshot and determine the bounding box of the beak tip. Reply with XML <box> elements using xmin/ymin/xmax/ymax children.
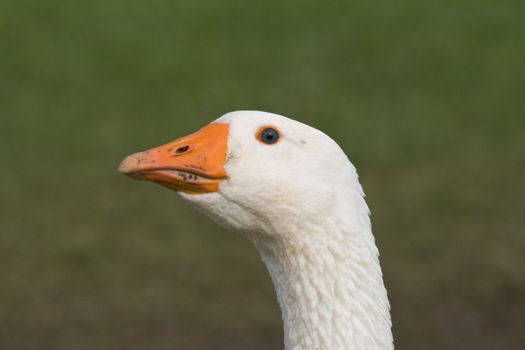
<box><xmin>118</xmin><ymin>153</ymin><xmax>141</xmax><ymax>174</ymax></box>
<box><xmin>117</xmin><ymin>161</ymin><xmax>127</xmax><ymax>174</ymax></box>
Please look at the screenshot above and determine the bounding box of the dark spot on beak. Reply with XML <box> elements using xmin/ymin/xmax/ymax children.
<box><xmin>177</xmin><ymin>146</ymin><xmax>189</xmax><ymax>153</ymax></box>
<box><xmin>170</xmin><ymin>146</ymin><xmax>190</xmax><ymax>157</ymax></box>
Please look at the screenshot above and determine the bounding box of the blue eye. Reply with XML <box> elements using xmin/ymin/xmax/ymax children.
<box><xmin>259</xmin><ymin>127</ymin><xmax>280</xmax><ymax>145</ymax></box>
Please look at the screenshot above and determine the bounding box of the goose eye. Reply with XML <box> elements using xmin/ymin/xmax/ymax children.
<box><xmin>258</xmin><ymin>127</ymin><xmax>280</xmax><ymax>145</ymax></box>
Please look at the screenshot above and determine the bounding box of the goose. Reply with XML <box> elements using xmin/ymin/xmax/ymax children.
<box><xmin>118</xmin><ymin>111</ymin><xmax>393</xmax><ymax>350</ymax></box>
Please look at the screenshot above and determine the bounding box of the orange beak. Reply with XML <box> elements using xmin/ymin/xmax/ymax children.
<box><xmin>118</xmin><ymin>123</ymin><xmax>229</xmax><ymax>194</ymax></box>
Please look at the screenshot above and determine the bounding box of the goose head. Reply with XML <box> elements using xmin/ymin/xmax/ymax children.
<box><xmin>119</xmin><ymin>111</ymin><xmax>393</xmax><ymax>350</ymax></box>
<box><xmin>119</xmin><ymin>111</ymin><xmax>359</xmax><ymax>244</ymax></box>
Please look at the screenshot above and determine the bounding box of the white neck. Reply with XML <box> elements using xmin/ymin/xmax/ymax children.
<box><xmin>254</xmin><ymin>194</ymin><xmax>393</xmax><ymax>350</ymax></box>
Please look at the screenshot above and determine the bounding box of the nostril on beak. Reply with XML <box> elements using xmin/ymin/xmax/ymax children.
<box><xmin>175</xmin><ymin>146</ymin><xmax>190</xmax><ymax>154</ymax></box>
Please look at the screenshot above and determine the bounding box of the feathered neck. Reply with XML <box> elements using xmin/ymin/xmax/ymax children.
<box><xmin>253</xmin><ymin>187</ymin><xmax>393</xmax><ymax>350</ymax></box>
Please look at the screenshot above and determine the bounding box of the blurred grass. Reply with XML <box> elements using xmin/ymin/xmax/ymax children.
<box><xmin>1</xmin><ymin>0</ymin><xmax>524</xmax><ymax>349</ymax></box>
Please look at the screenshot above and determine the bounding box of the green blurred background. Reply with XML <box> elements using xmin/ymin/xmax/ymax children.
<box><xmin>1</xmin><ymin>0</ymin><xmax>524</xmax><ymax>349</ymax></box>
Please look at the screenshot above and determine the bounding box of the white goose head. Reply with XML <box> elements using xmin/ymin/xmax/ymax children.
<box><xmin>119</xmin><ymin>111</ymin><xmax>393</xmax><ymax>350</ymax></box>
